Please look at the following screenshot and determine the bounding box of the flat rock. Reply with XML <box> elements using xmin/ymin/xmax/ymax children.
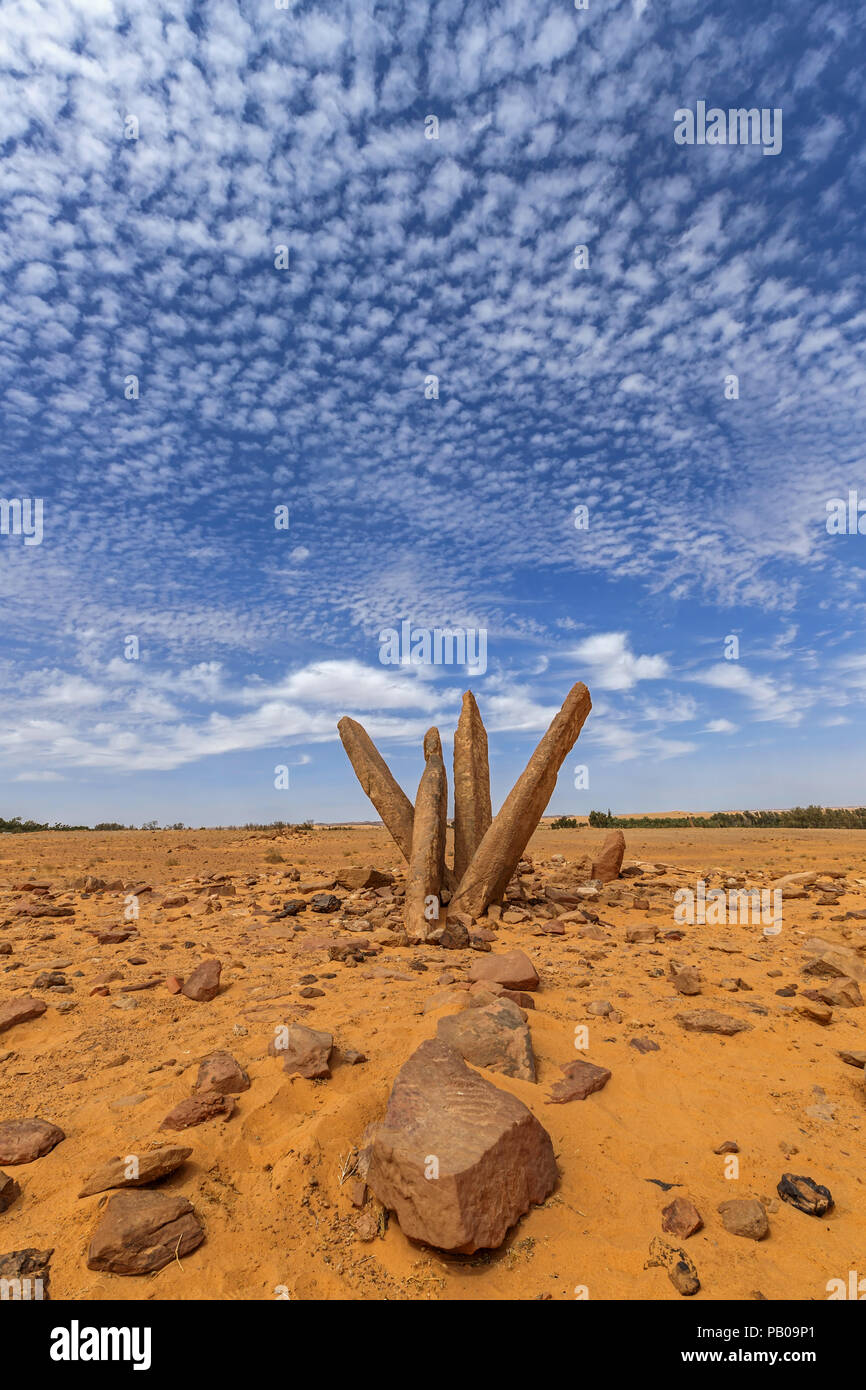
<box><xmin>675</xmin><ymin>1010</ymin><xmax>751</xmax><ymax>1036</ymax></box>
<box><xmin>78</xmin><ymin>1146</ymin><xmax>193</xmax><ymax>1197</ymax></box>
<box><xmin>0</xmin><ymin>1118</ymin><xmax>65</xmax><ymax>1165</ymax></box>
<box><xmin>334</xmin><ymin>867</ymin><xmax>393</xmax><ymax>890</ymax></box>
<box><xmin>436</xmin><ymin>998</ymin><xmax>536</xmax><ymax>1081</ymax></box>
<box><xmin>838</xmin><ymin>1049</ymin><xmax>866</xmax><ymax>1069</ymax></box>
<box><xmin>548</xmin><ymin>1058</ymin><xmax>611</xmax><ymax>1103</ymax></box>
<box><xmin>181</xmin><ymin>958</ymin><xmax>221</xmax><ymax>1002</ymax></box>
<box><xmin>367</xmin><ymin>1038</ymin><xmax>557</xmax><ymax>1253</ymax></box>
<box><xmin>468</xmin><ymin>949</ymin><xmax>539</xmax><ymax>992</ymax></box>
<box><xmin>160</xmin><ymin>1091</ymin><xmax>235</xmax><ymax>1130</ymax></box>
<box><xmin>718</xmin><ymin>1197</ymin><xmax>769</xmax><ymax>1240</ymax></box>
<box><xmin>195</xmin><ymin>1052</ymin><xmax>250</xmax><ymax>1094</ymax></box>
<box><xmin>86</xmin><ymin>1190</ymin><xmax>204</xmax><ymax>1275</ymax></box>
<box><xmin>0</xmin><ymin>996</ymin><xmax>47</xmax><ymax>1034</ymax></box>
<box><xmin>802</xmin><ymin>977</ymin><xmax>862</xmax><ymax>1008</ymax></box>
<box><xmin>0</xmin><ymin>1246</ymin><xmax>52</xmax><ymax>1297</ymax></box>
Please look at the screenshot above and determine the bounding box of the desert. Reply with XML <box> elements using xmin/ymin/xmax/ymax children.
<box><xmin>2</xmin><ymin>804</ymin><xmax>864</xmax><ymax>1301</ymax></box>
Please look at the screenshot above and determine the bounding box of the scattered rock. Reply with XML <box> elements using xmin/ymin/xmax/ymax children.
<box><xmin>436</xmin><ymin>998</ymin><xmax>536</xmax><ymax>1081</ymax></box>
<box><xmin>548</xmin><ymin>1058</ymin><xmax>611</xmax><ymax>1103</ymax></box>
<box><xmin>718</xmin><ymin>1198</ymin><xmax>769</xmax><ymax>1240</ymax></box>
<box><xmin>0</xmin><ymin>1171</ymin><xmax>21</xmax><ymax>1212</ymax></box>
<box><xmin>629</xmin><ymin>1036</ymin><xmax>660</xmax><ymax>1054</ymax></box>
<box><xmin>334</xmin><ymin>867</ymin><xmax>393</xmax><ymax>890</ymax></box>
<box><xmin>78</xmin><ymin>1146</ymin><xmax>193</xmax><ymax>1197</ymax></box>
<box><xmin>713</xmin><ymin>1140</ymin><xmax>740</xmax><ymax>1154</ymax></box>
<box><xmin>662</xmin><ymin>1196</ymin><xmax>703</xmax><ymax>1238</ymax></box>
<box><xmin>797</xmin><ymin>999</ymin><xmax>833</xmax><ymax>1025</ymax></box>
<box><xmin>0</xmin><ymin>1118</ymin><xmax>65</xmax><ymax>1165</ymax></box>
<box><xmin>645</xmin><ymin>1235</ymin><xmax>700</xmax><ymax>1296</ymax></box>
<box><xmin>86</xmin><ymin>1190</ymin><xmax>204</xmax><ymax>1275</ymax></box>
<box><xmin>194</xmin><ymin>1051</ymin><xmax>250</xmax><ymax>1095</ymax></box>
<box><xmin>367</xmin><ymin>1038</ymin><xmax>557</xmax><ymax>1253</ymax></box>
<box><xmin>0</xmin><ymin>1246</ymin><xmax>52</xmax><ymax>1297</ymax></box>
<box><xmin>675</xmin><ymin>1010</ymin><xmax>751</xmax><ymax>1036</ymax></box>
<box><xmin>0</xmin><ymin>996</ymin><xmax>47</xmax><ymax>1035</ymax></box>
<box><xmin>670</xmin><ymin>966</ymin><xmax>701</xmax><ymax>996</ymax></box>
<box><xmin>270</xmin><ymin>1024</ymin><xmax>334</xmax><ymax>1079</ymax></box>
<box><xmin>838</xmin><ymin>1049</ymin><xmax>866</xmax><ymax>1069</ymax></box>
<box><xmin>160</xmin><ymin>1091</ymin><xmax>235</xmax><ymax>1130</ymax></box>
<box><xmin>468</xmin><ymin>950</ymin><xmax>539</xmax><ymax>992</ymax></box>
<box><xmin>181</xmin><ymin>958</ymin><xmax>221</xmax><ymax>1002</ymax></box>
<box><xmin>776</xmin><ymin>1173</ymin><xmax>833</xmax><ymax>1217</ymax></box>
<box><xmin>310</xmin><ymin>893</ymin><xmax>341</xmax><ymax>913</ymax></box>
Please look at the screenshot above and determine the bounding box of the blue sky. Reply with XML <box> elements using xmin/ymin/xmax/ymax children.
<box><xmin>1</xmin><ymin>0</ymin><xmax>864</xmax><ymax>827</ymax></box>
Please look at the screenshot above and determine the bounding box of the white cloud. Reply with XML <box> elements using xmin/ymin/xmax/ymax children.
<box><xmin>572</xmin><ymin>632</ymin><xmax>668</xmax><ymax>690</ymax></box>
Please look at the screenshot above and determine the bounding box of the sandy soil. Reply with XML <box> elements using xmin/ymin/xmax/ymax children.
<box><xmin>1</xmin><ymin>824</ymin><xmax>864</xmax><ymax>1301</ymax></box>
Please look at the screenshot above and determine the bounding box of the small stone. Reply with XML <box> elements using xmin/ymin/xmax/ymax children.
<box><xmin>645</xmin><ymin>1235</ymin><xmax>699</xmax><ymax>1296</ymax></box>
<box><xmin>0</xmin><ymin>996</ymin><xmax>47</xmax><ymax>1035</ymax></box>
<box><xmin>629</xmin><ymin>1036</ymin><xmax>660</xmax><ymax>1054</ymax></box>
<box><xmin>160</xmin><ymin>1091</ymin><xmax>235</xmax><ymax>1130</ymax></box>
<box><xmin>676</xmin><ymin>1010</ymin><xmax>751</xmax><ymax>1036</ymax></box>
<box><xmin>78</xmin><ymin>1146</ymin><xmax>193</xmax><ymax>1197</ymax></box>
<box><xmin>661</xmin><ymin>1196</ymin><xmax>703</xmax><ymax>1238</ymax></box>
<box><xmin>194</xmin><ymin>1051</ymin><xmax>250</xmax><ymax>1095</ymax></box>
<box><xmin>776</xmin><ymin>1173</ymin><xmax>833</xmax><ymax>1217</ymax></box>
<box><xmin>797</xmin><ymin>999</ymin><xmax>833</xmax><ymax>1025</ymax></box>
<box><xmin>309</xmin><ymin>893</ymin><xmax>341</xmax><ymax>913</ymax></box>
<box><xmin>713</xmin><ymin>1140</ymin><xmax>740</xmax><ymax>1154</ymax></box>
<box><xmin>671</xmin><ymin>966</ymin><xmax>701</xmax><ymax>996</ymax></box>
<box><xmin>718</xmin><ymin>1198</ymin><xmax>769</xmax><ymax>1240</ymax></box>
<box><xmin>270</xmin><ymin>1024</ymin><xmax>334</xmax><ymax>1079</ymax></box>
<box><xmin>548</xmin><ymin>1058</ymin><xmax>611</xmax><ymax>1103</ymax></box>
<box><xmin>0</xmin><ymin>1171</ymin><xmax>22</xmax><ymax>1212</ymax></box>
<box><xmin>181</xmin><ymin>958</ymin><xmax>221</xmax><ymax>1002</ymax></box>
<box><xmin>467</xmin><ymin>949</ymin><xmax>539</xmax><ymax>992</ymax></box>
<box><xmin>0</xmin><ymin>1247</ymin><xmax>52</xmax><ymax>1298</ymax></box>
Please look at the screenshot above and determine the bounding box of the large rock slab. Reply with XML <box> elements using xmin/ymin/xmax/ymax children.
<box><xmin>675</xmin><ymin>1010</ymin><xmax>751</xmax><ymax>1036</ymax></box>
<box><xmin>450</xmin><ymin>681</ymin><xmax>591</xmax><ymax>917</ymax></box>
<box><xmin>334</xmin><ymin>866</ymin><xmax>394</xmax><ymax>890</ymax></box>
<box><xmin>367</xmin><ymin>1038</ymin><xmax>557</xmax><ymax>1253</ymax></box>
<box><xmin>592</xmin><ymin>830</ymin><xmax>626</xmax><ymax>883</ymax></box>
<box><xmin>0</xmin><ymin>1118</ymin><xmax>65</xmax><ymax>1165</ymax></box>
<box><xmin>337</xmin><ymin>716</ymin><xmax>415</xmax><ymax>860</ymax></box>
<box><xmin>436</xmin><ymin>999</ymin><xmax>536</xmax><ymax>1081</ymax></box>
<box><xmin>468</xmin><ymin>949</ymin><xmax>539</xmax><ymax>992</ymax></box>
<box><xmin>453</xmin><ymin>691</ymin><xmax>493</xmax><ymax>883</ymax></box>
<box><xmin>404</xmin><ymin>729</ymin><xmax>448</xmax><ymax>943</ymax></box>
<box><xmin>86</xmin><ymin>1190</ymin><xmax>204</xmax><ymax>1274</ymax></box>
<box><xmin>78</xmin><ymin>1146</ymin><xmax>193</xmax><ymax>1198</ymax></box>
<box><xmin>0</xmin><ymin>996</ymin><xmax>47</xmax><ymax>1035</ymax></box>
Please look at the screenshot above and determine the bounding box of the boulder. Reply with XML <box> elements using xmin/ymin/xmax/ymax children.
<box><xmin>194</xmin><ymin>1051</ymin><xmax>250</xmax><ymax>1094</ymax></box>
<box><xmin>592</xmin><ymin>830</ymin><xmax>626</xmax><ymax>883</ymax></box>
<box><xmin>334</xmin><ymin>867</ymin><xmax>394</xmax><ymax>890</ymax></box>
<box><xmin>181</xmin><ymin>958</ymin><xmax>221</xmax><ymax>1002</ymax></box>
<box><xmin>367</xmin><ymin>1038</ymin><xmax>557</xmax><ymax>1253</ymax></box>
<box><xmin>270</xmin><ymin>1024</ymin><xmax>334</xmax><ymax>1079</ymax></box>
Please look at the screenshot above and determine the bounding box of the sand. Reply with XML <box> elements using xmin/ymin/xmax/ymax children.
<box><xmin>1</xmin><ymin>824</ymin><xmax>864</xmax><ymax>1301</ymax></box>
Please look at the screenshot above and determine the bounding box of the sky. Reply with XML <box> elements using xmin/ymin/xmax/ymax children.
<box><xmin>0</xmin><ymin>0</ymin><xmax>865</xmax><ymax>828</ymax></box>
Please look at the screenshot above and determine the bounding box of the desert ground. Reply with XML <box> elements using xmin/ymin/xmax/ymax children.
<box><xmin>1</xmin><ymin>823</ymin><xmax>864</xmax><ymax>1301</ymax></box>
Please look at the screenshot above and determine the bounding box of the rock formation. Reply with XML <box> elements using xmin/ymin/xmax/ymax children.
<box><xmin>337</xmin><ymin>716</ymin><xmax>415</xmax><ymax>860</ymax></box>
<box><xmin>453</xmin><ymin>691</ymin><xmax>492</xmax><ymax>882</ymax></box>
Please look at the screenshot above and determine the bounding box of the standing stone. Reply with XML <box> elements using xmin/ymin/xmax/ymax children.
<box><xmin>592</xmin><ymin>830</ymin><xmax>626</xmax><ymax>883</ymax></box>
<box><xmin>405</xmin><ymin>729</ymin><xmax>448</xmax><ymax>942</ymax></box>
<box><xmin>337</xmin><ymin>716</ymin><xmax>415</xmax><ymax>861</ymax></box>
<box><xmin>453</xmin><ymin>691</ymin><xmax>493</xmax><ymax>883</ymax></box>
<box><xmin>450</xmin><ymin>682</ymin><xmax>592</xmax><ymax>918</ymax></box>
<box><xmin>367</xmin><ymin>1039</ymin><xmax>557</xmax><ymax>1252</ymax></box>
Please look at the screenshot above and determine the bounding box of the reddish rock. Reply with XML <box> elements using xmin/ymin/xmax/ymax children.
<box><xmin>0</xmin><ymin>1118</ymin><xmax>65</xmax><ymax>1165</ymax></box>
<box><xmin>165</xmin><ymin>976</ymin><xmax>183</xmax><ymax>994</ymax></box>
<box><xmin>181</xmin><ymin>958</ymin><xmax>221</xmax><ymax>1002</ymax></box>
<box><xmin>675</xmin><ymin>1010</ymin><xmax>751</xmax><ymax>1036</ymax></box>
<box><xmin>548</xmin><ymin>1059</ymin><xmax>611</xmax><ymax>1103</ymax></box>
<box><xmin>270</xmin><ymin>1024</ymin><xmax>334</xmax><ymax>1079</ymax></box>
<box><xmin>718</xmin><ymin>1198</ymin><xmax>769</xmax><ymax>1240</ymax></box>
<box><xmin>90</xmin><ymin>986</ymin><xmax>110</xmax><ymax>998</ymax></box>
<box><xmin>802</xmin><ymin>977</ymin><xmax>862</xmax><ymax>1009</ymax></box>
<box><xmin>468</xmin><ymin>949</ymin><xmax>539</xmax><ymax>992</ymax></box>
<box><xmin>86</xmin><ymin>1190</ymin><xmax>204</xmax><ymax>1274</ymax></box>
<box><xmin>367</xmin><ymin>1038</ymin><xmax>557</xmax><ymax>1253</ymax></box>
<box><xmin>96</xmin><ymin>929</ymin><xmax>135</xmax><ymax>944</ymax></box>
<box><xmin>436</xmin><ymin>999</ymin><xmax>536</xmax><ymax>1081</ymax></box>
<box><xmin>160</xmin><ymin>1091</ymin><xmax>235</xmax><ymax>1130</ymax></box>
<box><xmin>0</xmin><ymin>996</ymin><xmax>47</xmax><ymax>1035</ymax></box>
<box><xmin>194</xmin><ymin>1051</ymin><xmax>250</xmax><ymax>1095</ymax></box>
<box><xmin>671</xmin><ymin>966</ymin><xmax>702</xmax><ymax>996</ymax></box>
<box><xmin>592</xmin><ymin>830</ymin><xmax>626</xmax><ymax>883</ymax></box>
<box><xmin>335</xmin><ymin>866</ymin><xmax>393</xmax><ymax>890</ymax></box>
<box><xmin>78</xmin><ymin>1146</ymin><xmax>193</xmax><ymax>1197</ymax></box>
<box><xmin>662</xmin><ymin>1196</ymin><xmax>703</xmax><ymax>1238</ymax></box>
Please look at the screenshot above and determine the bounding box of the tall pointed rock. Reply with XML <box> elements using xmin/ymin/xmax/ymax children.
<box><xmin>337</xmin><ymin>716</ymin><xmax>414</xmax><ymax>861</ymax></box>
<box><xmin>404</xmin><ymin>727</ymin><xmax>448</xmax><ymax>941</ymax></box>
<box><xmin>450</xmin><ymin>681</ymin><xmax>592</xmax><ymax>918</ymax></box>
<box><xmin>453</xmin><ymin>691</ymin><xmax>492</xmax><ymax>883</ymax></box>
